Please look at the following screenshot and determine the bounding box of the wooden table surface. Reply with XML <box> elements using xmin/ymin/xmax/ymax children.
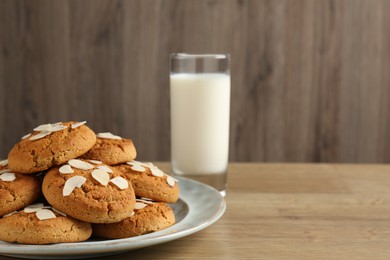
<box><xmin>3</xmin><ymin>163</ymin><xmax>390</xmax><ymax>259</ymax></box>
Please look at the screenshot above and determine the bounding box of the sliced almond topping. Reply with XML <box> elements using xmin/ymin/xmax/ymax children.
<box><xmin>130</xmin><ymin>211</ymin><xmax>135</xmax><ymax>217</ymax></box>
<box><xmin>126</xmin><ymin>160</ymin><xmax>142</xmax><ymax>166</ymax></box>
<box><xmin>71</xmin><ymin>121</ymin><xmax>87</xmax><ymax>129</ymax></box>
<box><xmin>166</xmin><ymin>176</ymin><xmax>176</xmax><ymax>187</ymax></box>
<box><xmin>63</xmin><ymin>176</ymin><xmax>87</xmax><ymax>196</ymax></box>
<box><xmin>127</xmin><ymin>161</ymin><xmax>165</xmax><ymax>176</ymax></box>
<box><xmin>24</xmin><ymin>203</ymin><xmax>45</xmax><ymax>213</ymax></box>
<box><xmin>135</xmin><ymin>202</ymin><xmax>147</xmax><ymax>210</ymax></box>
<box><xmin>0</xmin><ymin>159</ymin><xmax>8</xmax><ymax>166</ymax></box>
<box><xmin>139</xmin><ymin>197</ymin><xmax>153</xmax><ymax>201</ymax></box>
<box><xmin>21</xmin><ymin>133</ymin><xmax>32</xmax><ymax>140</ymax></box>
<box><xmin>68</xmin><ymin>159</ymin><xmax>94</xmax><ymax>170</ymax></box>
<box><xmin>29</xmin><ymin>131</ymin><xmax>51</xmax><ymax>141</ymax></box>
<box><xmin>89</xmin><ymin>159</ymin><xmax>103</xmax><ymax>165</ymax></box>
<box><xmin>59</xmin><ymin>164</ymin><xmax>74</xmax><ymax>174</ymax></box>
<box><xmin>131</xmin><ymin>164</ymin><xmax>146</xmax><ymax>172</ymax></box>
<box><xmin>150</xmin><ymin>167</ymin><xmax>164</xmax><ymax>177</ymax></box>
<box><xmin>3</xmin><ymin>211</ymin><xmax>17</xmax><ymax>217</ymax></box>
<box><xmin>97</xmin><ymin>132</ymin><xmax>122</xmax><ymax>140</ymax></box>
<box><xmin>50</xmin><ymin>124</ymin><xmax>67</xmax><ymax>132</ymax></box>
<box><xmin>97</xmin><ymin>165</ymin><xmax>113</xmax><ymax>173</ymax></box>
<box><xmin>0</xmin><ymin>172</ymin><xmax>16</xmax><ymax>182</ymax></box>
<box><xmin>110</xmin><ymin>176</ymin><xmax>128</xmax><ymax>190</ymax></box>
<box><xmin>36</xmin><ymin>209</ymin><xmax>56</xmax><ymax>220</ymax></box>
<box><xmin>33</xmin><ymin>123</ymin><xmax>53</xmax><ymax>132</ymax></box>
<box><xmin>52</xmin><ymin>207</ymin><xmax>67</xmax><ymax>217</ymax></box>
<box><xmin>137</xmin><ymin>198</ymin><xmax>154</xmax><ymax>204</ymax></box>
<box><xmin>91</xmin><ymin>169</ymin><xmax>110</xmax><ymax>186</ymax></box>
<box><xmin>0</xmin><ymin>169</ymin><xmax>11</xmax><ymax>174</ymax></box>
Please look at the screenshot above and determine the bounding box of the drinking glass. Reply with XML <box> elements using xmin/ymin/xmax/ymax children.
<box><xmin>170</xmin><ymin>53</ymin><xmax>230</xmax><ymax>196</ymax></box>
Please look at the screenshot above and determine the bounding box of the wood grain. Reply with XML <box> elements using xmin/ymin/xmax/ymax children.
<box><xmin>118</xmin><ymin>162</ymin><xmax>390</xmax><ymax>259</ymax></box>
<box><xmin>0</xmin><ymin>162</ymin><xmax>384</xmax><ymax>260</ymax></box>
<box><xmin>1</xmin><ymin>0</ymin><xmax>390</xmax><ymax>163</ymax></box>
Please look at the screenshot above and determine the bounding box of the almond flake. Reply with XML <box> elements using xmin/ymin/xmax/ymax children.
<box><xmin>3</xmin><ymin>211</ymin><xmax>17</xmax><ymax>217</ymax></box>
<box><xmin>21</xmin><ymin>133</ymin><xmax>31</xmax><ymax>140</ymax></box>
<box><xmin>89</xmin><ymin>159</ymin><xmax>102</xmax><ymax>165</ymax></box>
<box><xmin>97</xmin><ymin>132</ymin><xmax>122</xmax><ymax>140</ymax></box>
<box><xmin>30</xmin><ymin>131</ymin><xmax>51</xmax><ymax>141</ymax></box>
<box><xmin>110</xmin><ymin>176</ymin><xmax>128</xmax><ymax>190</ymax></box>
<box><xmin>137</xmin><ymin>198</ymin><xmax>154</xmax><ymax>204</ymax></box>
<box><xmin>24</xmin><ymin>203</ymin><xmax>45</xmax><ymax>213</ymax></box>
<box><xmin>135</xmin><ymin>202</ymin><xmax>147</xmax><ymax>210</ymax></box>
<box><xmin>0</xmin><ymin>169</ymin><xmax>11</xmax><ymax>174</ymax></box>
<box><xmin>0</xmin><ymin>172</ymin><xmax>16</xmax><ymax>182</ymax></box>
<box><xmin>91</xmin><ymin>169</ymin><xmax>110</xmax><ymax>186</ymax></box>
<box><xmin>63</xmin><ymin>176</ymin><xmax>87</xmax><ymax>196</ymax></box>
<box><xmin>132</xmin><ymin>164</ymin><xmax>146</xmax><ymax>172</ymax></box>
<box><xmin>150</xmin><ymin>167</ymin><xmax>164</xmax><ymax>177</ymax></box>
<box><xmin>50</xmin><ymin>124</ymin><xmax>67</xmax><ymax>132</ymax></box>
<box><xmin>36</xmin><ymin>209</ymin><xmax>56</xmax><ymax>220</ymax></box>
<box><xmin>52</xmin><ymin>207</ymin><xmax>67</xmax><ymax>217</ymax></box>
<box><xmin>139</xmin><ymin>197</ymin><xmax>153</xmax><ymax>201</ymax></box>
<box><xmin>0</xmin><ymin>159</ymin><xmax>8</xmax><ymax>166</ymax></box>
<box><xmin>127</xmin><ymin>161</ymin><xmax>165</xmax><ymax>176</ymax></box>
<box><xmin>166</xmin><ymin>176</ymin><xmax>176</xmax><ymax>187</ymax></box>
<box><xmin>126</xmin><ymin>160</ymin><xmax>142</xmax><ymax>166</ymax></box>
<box><xmin>59</xmin><ymin>164</ymin><xmax>74</xmax><ymax>174</ymax></box>
<box><xmin>168</xmin><ymin>175</ymin><xmax>179</xmax><ymax>182</ymax></box>
<box><xmin>33</xmin><ymin>124</ymin><xmax>53</xmax><ymax>132</ymax></box>
<box><xmin>97</xmin><ymin>165</ymin><xmax>113</xmax><ymax>173</ymax></box>
<box><xmin>71</xmin><ymin>121</ymin><xmax>87</xmax><ymax>129</ymax></box>
<box><xmin>130</xmin><ymin>211</ymin><xmax>135</xmax><ymax>217</ymax></box>
<box><xmin>68</xmin><ymin>159</ymin><xmax>94</xmax><ymax>170</ymax></box>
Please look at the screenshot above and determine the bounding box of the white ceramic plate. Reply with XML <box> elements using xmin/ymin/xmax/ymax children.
<box><xmin>0</xmin><ymin>177</ymin><xmax>226</xmax><ymax>259</ymax></box>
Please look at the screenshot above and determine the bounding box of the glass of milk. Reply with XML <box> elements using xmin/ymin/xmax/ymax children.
<box><xmin>170</xmin><ymin>53</ymin><xmax>230</xmax><ymax>196</ymax></box>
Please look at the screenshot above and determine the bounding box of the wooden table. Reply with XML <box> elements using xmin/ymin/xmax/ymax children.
<box><xmin>3</xmin><ymin>163</ymin><xmax>390</xmax><ymax>259</ymax></box>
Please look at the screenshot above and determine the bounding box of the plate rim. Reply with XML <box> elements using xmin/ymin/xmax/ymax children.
<box><xmin>0</xmin><ymin>176</ymin><xmax>226</xmax><ymax>258</ymax></box>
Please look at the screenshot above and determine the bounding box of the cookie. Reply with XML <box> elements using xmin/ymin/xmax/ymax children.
<box><xmin>80</xmin><ymin>132</ymin><xmax>137</xmax><ymax>165</ymax></box>
<box><xmin>8</xmin><ymin>121</ymin><xmax>97</xmax><ymax>174</ymax></box>
<box><xmin>0</xmin><ymin>160</ymin><xmax>41</xmax><ymax>217</ymax></box>
<box><xmin>42</xmin><ymin>159</ymin><xmax>136</xmax><ymax>223</ymax></box>
<box><xmin>93</xmin><ymin>200</ymin><xmax>175</xmax><ymax>239</ymax></box>
<box><xmin>114</xmin><ymin>161</ymin><xmax>179</xmax><ymax>203</ymax></box>
<box><xmin>0</xmin><ymin>204</ymin><xmax>92</xmax><ymax>244</ymax></box>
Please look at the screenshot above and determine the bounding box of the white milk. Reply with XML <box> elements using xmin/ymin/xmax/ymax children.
<box><xmin>170</xmin><ymin>73</ymin><xmax>230</xmax><ymax>175</ymax></box>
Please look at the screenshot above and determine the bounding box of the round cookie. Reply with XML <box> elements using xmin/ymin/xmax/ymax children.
<box><xmin>0</xmin><ymin>160</ymin><xmax>41</xmax><ymax>217</ymax></box>
<box><xmin>80</xmin><ymin>132</ymin><xmax>137</xmax><ymax>165</ymax></box>
<box><xmin>0</xmin><ymin>204</ymin><xmax>92</xmax><ymax>244</ymax></box>
<box><xmin>8</xmin><ymin>121</ymin><xmax>97</xmax><ymax>174</ymax></box>
<box><xmin>93</xmin><ymin>200</ymin><xmax>175</xmax><ymax>239</ymax></box>
<box><xmin>114</xmin><ymin>161</ymin><xmax>179</xmax><ymax>203</ymax></box>
<box><xmin>42</xmin><ymin>159</ymin><xmax>136</xmax><ymax>223</ymax></box>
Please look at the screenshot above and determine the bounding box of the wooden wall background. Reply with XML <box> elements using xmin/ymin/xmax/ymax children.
<box><xmin>1</xmin><ymin>0</ymin><xmax>390</xmax><ymax>163</ymax></box>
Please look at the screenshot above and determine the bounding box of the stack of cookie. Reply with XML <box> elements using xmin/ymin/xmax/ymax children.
<box><xmin>0</xmin><ymin>121</ymin><xmax>178</xmax><ymax>244</ymax></box>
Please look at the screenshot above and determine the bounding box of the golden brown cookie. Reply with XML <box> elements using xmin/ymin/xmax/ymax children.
<box><xmin>0</xmin><ymin>204</ymin><xmax>92</xmax><ymax>244</ymax></box>
<box><xmin>0</xmin><ymin>160</ymin><xmax>41</xmax><ymax>217</ymax></box>
<box><xmin>114</xmin><ymin>161</ymin><xmax>179</xmax><ymax>203</ymax></box>
<box><xmin>93</xmin><ymin>200</ymin><xmax>175</xmax><ymax>239</ymax></box>
<box><xmin>80</xmin><ymin>133</ymin><xmax>137</xmax><ymax>165</ymax></box>
<box><xmin>8</xmin><ymin>121</ymin><xmax>97</xmax><ymax>174</ymax></box>
<box><xmin>42</xmin><ymin>159</ymin><xmax>136</xmax><ymax>223</ymax></box>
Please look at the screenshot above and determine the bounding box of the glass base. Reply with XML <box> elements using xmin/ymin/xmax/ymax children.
<box><xmin>174</xmin><ymin>172</ymin><xmax>227</xmax><ymax>197</ymax></box>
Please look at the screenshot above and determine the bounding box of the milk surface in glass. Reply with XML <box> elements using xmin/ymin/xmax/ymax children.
<box><xmin>170</xmin><ymin>72</ymin><xmax>230</xmax><ymax>193</ymax></box>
